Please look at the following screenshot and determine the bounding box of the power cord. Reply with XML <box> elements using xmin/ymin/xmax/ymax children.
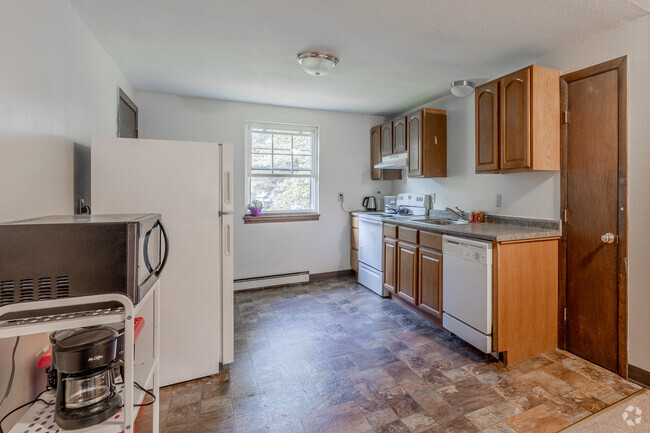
<box><xmin>0</xmin><ymin>337</ymin><xmax>19</xmax><ymax>409</ymax></box>
<box><xmin>339</xmin><ymin>195</ymin><xmax>363</xmax><ymax>214</ymax></box>
<box><xmin>133</xmin><ymin>381</ymin><xmax>156</xmax><ymax>407</ymax></box>
<box><xmin>0</xmin><ymin>388</ymin><xmax>53</xmax><ymax>433</ymax></box>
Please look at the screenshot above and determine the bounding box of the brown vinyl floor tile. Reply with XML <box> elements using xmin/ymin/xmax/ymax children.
<box><xmin>134</xmin><ymin>277</ymin><xmax>642</xmax><ymax>433</ymax></box>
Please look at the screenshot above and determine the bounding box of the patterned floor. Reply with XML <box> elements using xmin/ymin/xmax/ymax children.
<box><xmin>135</xmin><ymin>277</ymin><xmax>642</xmax><ymax>433</ymax></box>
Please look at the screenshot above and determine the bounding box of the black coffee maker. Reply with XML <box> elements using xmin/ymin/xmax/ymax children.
<box><xmin>50</xmin><ymin>326</ymin><xmax>123</xmax><ymax>429</ymax></box>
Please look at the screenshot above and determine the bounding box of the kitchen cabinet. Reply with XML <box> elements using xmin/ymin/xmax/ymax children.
<box><xmin>383</xmin><ymin>237</ymin><xmax>397</xmax><ymax>294</ymax></box>
<box><xmin>494</xmin><ymin>238</ymin><xmax>559</xmax><ymax>364</ymax></box>
<box><xmin>350</xmin><ymin>215</ymin><xmax>359</xmax><ymax>272</ymax></box>
<box><xmin>382</xmin><ymin>221</ymin><xmax>559</xmax><ymax>365</ymax></box>
<box><xmin>381</xmin><ymin>121</ymin><xmax>393</xmax><ymax>156</ymax></box>
<box><xmin>397</xmin><ymin>241</ymin><xmax>418</xmax><ymax>304</ymax></box>
<box><xmin>371</xmin><ymin>125</ymin><xmax>402</xmax><ymax>181</ymax></box>
<box><xmin>476</xmin><ymin>81</ymin><xmax>500</xmax><ymax>172</ymax></box>
<box><xmin>408</xmin><ymin>108</ymin><xmax>447</xmax><ymax>178</ymax></box>
<box><xmin>475</xmin><ymin>65</ymin><xmax>560</xmax><ymax>173</ymax></box>
<box><xmin>392</xmin><ymin>116</ymin><xmax>407</xmax><ymax>154</ymax></box>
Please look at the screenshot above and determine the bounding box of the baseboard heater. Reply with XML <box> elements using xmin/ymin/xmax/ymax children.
<box><xmin>234</xmin><ymin>271</ymin><xmax>309</xmax><ymax>291</ymax></box>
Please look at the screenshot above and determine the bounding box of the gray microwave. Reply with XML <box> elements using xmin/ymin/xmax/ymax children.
<box><xmin>0</xmin><ymin>214</ymin><xmax>168</xmax><ymax>315</ymax></box>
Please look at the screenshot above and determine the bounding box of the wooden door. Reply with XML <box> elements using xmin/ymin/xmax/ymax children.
<box><xmin>418</xmin><ymin>247</ymin><xmax>442</xmax><ymax>319</ymax></box>
<box><xmin>370</xmin><ymin>125</ymin><xmax>382</xmax><ymax>180</ymax></box>
<box><xmin>397</xmin><ymin>242</ymin><xmax>417</xmax><ymax>304</ymax></box>
<box><xmin>381</xmin><ymin>121</ymin><xmax>393</xmax><ymax>156</ymax></box>
<box><xmin>383</xmin><ymin>238</ymin><xmax>397</xmax><ymax>293</ymax></box>
<box><xmin>500</xmin><ymin>68</ymin><xmax>531</xmax><ymax>170</ymax></box>
<box><xmin>408</xmin><ymin>111</ymin><xmax>421</xmax><ymax>176</ymax></box>
<box><xmin>564</xmin><ymin>59</ymin><xmax>626</xmax><ymax>373</ymax></box>
<box><xmin>476</xmin><ymin>81</ymin><xmax>500</xmax><ymax>172</ymax></box>
<box><xmin>393</xmin><ymin>116</ymin><xmax>407</xmax><ymax>154</ymax></box>
<box><xmin>117</xmin><ymin>88</ymin><xmax>138</xmax><ymax>138</ymax></box>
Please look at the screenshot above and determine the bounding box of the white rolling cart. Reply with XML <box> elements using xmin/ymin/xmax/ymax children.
<box><xmin>0</xmin><ymin>280</ymin><xmax>161</xmax><ymax>433</ymax></box>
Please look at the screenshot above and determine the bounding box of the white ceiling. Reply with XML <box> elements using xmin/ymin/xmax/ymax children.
<box><xmin>70</xmin><ymin>0</ymin><xmax>650</xmax><ymax>116</ymax></box>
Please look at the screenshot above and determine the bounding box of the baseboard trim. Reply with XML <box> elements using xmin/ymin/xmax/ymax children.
<box><xmin>309</xmin><ymin>269</ymin><xmax>355</xmax><ymax>281</ymax></box>
<box><xmin>234</xmin><ymin>271</ymin><xmax>309</xmax><ymax>291</ymax></box>
<box><xmin>629</xmin><ymin>364</ymin><xmax>650</xmax><ymax>388</ymax></box>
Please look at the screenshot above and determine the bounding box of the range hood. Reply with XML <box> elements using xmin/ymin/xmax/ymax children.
<box><xmin>374</xmin><ymin>152</ymin><xmax>408</xmax><ymax>169</ymax></box>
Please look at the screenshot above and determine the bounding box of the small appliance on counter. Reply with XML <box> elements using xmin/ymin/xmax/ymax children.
<box><xmin>0</xmin><ymin>214</ymin><xmax>168</xmax><ymax>319</ymax></box>
<box><xmin>50</xmin><ymin>326</ymin><xmax>123</xmax><ymax>429</ymax></box>
<box><xmin>383</xmin><ymin>195</ymin><xmax>397</xmax><ymax>213</ymax></box>
<box><xmin>362</xmin><ymin>196</ymin><xmax>378</xmax><ymax>211</ymax></box>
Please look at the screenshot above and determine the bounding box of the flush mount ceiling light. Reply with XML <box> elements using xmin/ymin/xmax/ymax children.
<box><xmin>296</xmin><ymin>51</ymin><xmax>339</xmax><ymax>76</ymax></box>
<box><xmin>450</xmin><ymin>80</ymin><xmax>475</xmax><ymax>97</ymax></box>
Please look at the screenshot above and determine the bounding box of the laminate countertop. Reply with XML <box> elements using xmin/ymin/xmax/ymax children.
<box><xmin>352</xmin><ymin>212</ymin><xmax>561</xmax><ymax>242</ymax></box>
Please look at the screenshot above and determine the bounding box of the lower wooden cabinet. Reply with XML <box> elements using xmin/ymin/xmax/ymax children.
<box><xmin>350</xmin><ymin>215</ymin><xmax>359</xmax><ymax>272</ymax></box>
<box><xmin>418</xmin><ymin>247</ymin><xmax>443</xmax><ymax>320</ymax></box>
<box><xmin>383</xmin><ymin>238</ymin><xmax>397</xmax><ymax>293</ymax></box>
<box><xmin>397</xmin><ymin>242</ymin><xmax>418</xmax><ymax>304</ymax></box>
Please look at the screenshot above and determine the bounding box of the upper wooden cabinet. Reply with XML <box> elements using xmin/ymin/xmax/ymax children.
<box><xmin>476</xmin><ymin>65</ymin><xmax>560</xmax><ymax>173</ymax></box>
<box><xmin>371</xmin><ymin>125</ymin><xmax>402</xmax><ymax>181</ymax></box>
<box><xmin>381</xmin><ymin>121</ymin><xmax>393</xmax><ymax>156</ymax></box>
<box><xmin>392</xmin><ymin>116</ymin><xmax>407</xmax><ymax>154</ymax></box>
<box><xmin>408</xmin><ymin>108</ymin><xmax>447</xmax><ymax>178</ymax></box>
<box><xmin>476</xmin><ymin>81</ymin><xmax>500</xmax><ymax>172</ymax></box>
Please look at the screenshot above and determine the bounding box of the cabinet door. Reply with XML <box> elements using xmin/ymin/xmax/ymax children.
<box><xmin>500</xmin><ymin>68</ymin><xmax>531</xmax><ymax>170</ymax></box>
<box><xmin>418</xmin><ymin>248</ymin><xmax>443</xmax><ymax>319</ymax></box>
<box><xmin>351</xmin><ymin>248</ymin><xmax>358</xmax><ymax>272</ymax></box>
<box><xmin>408</xmin><ymin>111</ymin><xmax>421</xmax><ymax>176</ymax></box>
<box><xmin>351</xmin><ymin>227</ymin><xmax>359</xmax><ymax>250</ymax></box>
<box><xmin>370</xmin><ymin>125</ymin><xmax>383</xmax><ymax>180</ymax></box>
<box><xmin>392</xmin><ymin>116</ymin><xmax>407</xmax><ymax>154</ymax></box>
<box><xmin>397</xmin><ymin>242</ymin><xmax>418</xmax><ymax>304</ymax></box>
<box><xmin>383</xmin><ymin>238</ymin><xmax>397</xmax><ymax>293</ymax></box>
<box><xmin>476</xmin><ymin>81</ymin><xmax>500</xmax><ymax>172</ymax></box>
<box><xmin>381</xmin><ymin>121</ymin><xmax>393</xmax><ymax>156</ymax></box>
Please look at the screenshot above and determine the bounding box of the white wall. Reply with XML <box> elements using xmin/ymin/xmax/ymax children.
<box><xmin>136</xmin><ymin>92</ymin><xmax>390</xmax><ymax>279</ymax></box>
<box><xmin>393</xmin><ymin>16</ymin><xmax>650</xmax><ymax>372</ymax></box>
<box><xmin>0</xmin><ymin>0</ymin><xmax>134</xmax><ymax>427</ymax></box>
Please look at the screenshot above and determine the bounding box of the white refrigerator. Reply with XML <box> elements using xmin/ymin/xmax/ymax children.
<box><xmin>91</xmin><ymin>137</ymin><xmax>234</xmax><ymax>386</ymax></box>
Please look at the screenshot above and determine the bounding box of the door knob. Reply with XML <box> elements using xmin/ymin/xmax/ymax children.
<box><xmin>601</xmin><ymin>233</ymin><xmax>615</xmax><ymax>244</ymax></box>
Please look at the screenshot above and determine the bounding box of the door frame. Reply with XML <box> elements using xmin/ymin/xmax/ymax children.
<box><xmin>559</xmin><ymin>56</ymin><xmax>628</xmax><ymax>377</ymax></box>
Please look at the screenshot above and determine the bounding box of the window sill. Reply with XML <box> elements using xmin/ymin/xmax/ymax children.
<box><xmin>243</xmin><ymin>212</ymin><xmax>320</xmax><ymax>224</ymax></box>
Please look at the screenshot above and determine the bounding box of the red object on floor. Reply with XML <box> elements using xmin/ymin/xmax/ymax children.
<box><xmin>37</xmin><ymin>317</ymin><xmax>145</xmax><ymax>368</ymax></box>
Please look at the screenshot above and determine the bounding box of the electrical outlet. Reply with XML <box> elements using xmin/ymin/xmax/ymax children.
<box><xmin>496</xmin><ymin>194</ymin><xmax>503</xmax><ymax>208</ymax></box>
<box><xmin>338</xmin><ymin>192</ymin><xmax>344</xmax><ymax>202</ymax></box>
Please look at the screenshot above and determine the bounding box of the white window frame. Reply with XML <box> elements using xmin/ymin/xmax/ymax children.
<box><xmin>245</xmin><ymin>121</ymin><xmax>319</xmax><ymax>214</ymax></box>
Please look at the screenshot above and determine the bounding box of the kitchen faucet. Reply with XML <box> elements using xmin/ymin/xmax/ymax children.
<box><xmin>445</xmin><ymin>206</ymin><xmax>468</xmax><ymax>221</ymax></box>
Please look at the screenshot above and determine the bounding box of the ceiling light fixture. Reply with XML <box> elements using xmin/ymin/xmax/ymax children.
<box><xmin>450</xmin><ymin>80</ymin><xmax>475</xmax><ymax>97</ymax></box>
<box><xmin>296</xmin><ymin>51</ymin><xmax>339</xmax><ymax>76</ymax></box>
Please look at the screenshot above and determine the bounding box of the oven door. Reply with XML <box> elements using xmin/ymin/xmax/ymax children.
<box><xmin>137</xmin><ymin>217</ymin><xmax>169</xmax><ymax>300</ymax></box>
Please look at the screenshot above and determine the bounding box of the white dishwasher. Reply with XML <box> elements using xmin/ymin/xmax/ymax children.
<box><xmin>442</xmin><ymin>235</ymin><xmax>493</xmax><ymax>353</ymax></box>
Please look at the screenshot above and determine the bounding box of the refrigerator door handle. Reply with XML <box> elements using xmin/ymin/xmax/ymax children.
<box><xmin>224</xmin><ymin>223</ymin><xmax>232</xmax><ymax>256</ymax></box>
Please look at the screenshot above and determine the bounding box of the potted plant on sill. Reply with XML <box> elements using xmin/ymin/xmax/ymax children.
<box><xmin>247</xmin><ymin>200</ymin><xmax>263</xmax><ymax>216</ymax></box>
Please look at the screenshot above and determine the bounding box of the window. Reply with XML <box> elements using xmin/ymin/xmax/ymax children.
<box><xmin>245</xmin><ymin>122</ymin><xmax>319</xmax><ymax>217</ymax></box>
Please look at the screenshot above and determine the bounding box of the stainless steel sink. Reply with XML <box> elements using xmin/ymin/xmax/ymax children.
<box><xmin>420</xmin><ymin>219</ymin><xmax>469</xmax><ymax>226</ymax></box>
